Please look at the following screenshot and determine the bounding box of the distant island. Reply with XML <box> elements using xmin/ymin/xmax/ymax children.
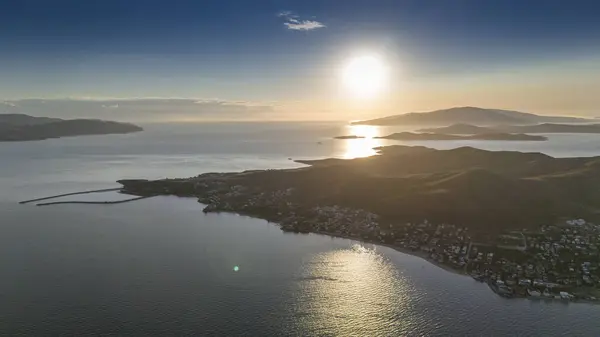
<box><xmin>118</xmin><ymin>145</ymin><xmax>600</xmax><ymax>301</ymax></box>
<box><xmin>333</xmin><ymin>135</ymin><xmax>365</xmax><ymax>139</ymax></box>
<box><xmin>352</xmin><ymin>107</ymin><xmax>590</xmax><ymax>126</ymax></box>
<box><xmin>374</xmin><ymin>132</ymin><xmax>546</xmax><ymax>141</ymax></box>
<box><xmin>420</xmin><ymin>123</ymin><xmax>600</xmax><ymax>134</ymax></box>
<box><xmin>0</xmin><ymin>114</ymin><xmax>143</xmax><ymax>141</ymax></box>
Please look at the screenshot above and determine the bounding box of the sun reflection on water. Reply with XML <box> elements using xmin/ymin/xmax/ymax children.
<box><xmin>290</xmin><ymin>244</ymin><xmax>415</xmax><ymax>335</ymax></box>
<box><xmin>342</xmin><ymin>125</ymin><xmax>384</xmax><ymax>159</ymax></box>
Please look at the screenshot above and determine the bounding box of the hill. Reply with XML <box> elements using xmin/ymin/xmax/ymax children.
<box><xmin>0</xmin><ymin>114</ymin><xmax>143</xmax><ymax>141</ymax></box>
<box><xmin>0</xmin><ymin>114</ymin><xmax>61</xmax><ymax>126</ymax></box>
<box><xmin>420</xmin><ymin>123</ymin><xmax>600</xmax><ymax>134</ymax></box>
<box><xmin>120</xmin><ymin>146</ymin><xmax>600</xmax><ymax>235</ymax></box>
<box><xmin>352</xmin><ymin>107</ymin><xmax>589</xmax><ymax>126</ymax></box>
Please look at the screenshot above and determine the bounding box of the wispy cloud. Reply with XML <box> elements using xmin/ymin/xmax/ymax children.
<box><xmin>278</xmin><ymin>11</ymin><xmax>326</xmax><ymax>31</ymax></box>
<box><xmin>285</xmin><ymin>20</ymin><xmax>326</xmax><ymax>31</ymax></box>
<box><xmin>277</xmin><ymin>11</ymin><xmax>294</xmax><ymax>18</ymax></box>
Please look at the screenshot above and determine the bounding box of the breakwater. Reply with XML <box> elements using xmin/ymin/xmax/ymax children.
<box><xmin>35</xmin><ymin>195</ymin><xmax>153</xmax><ymax>206</ymax></box>
<box><xmin>19</xmin><ymin>188</ymin><xmax>122</xmax><ymax>204</ymax></box>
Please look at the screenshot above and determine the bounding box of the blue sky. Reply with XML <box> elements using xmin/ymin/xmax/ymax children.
<box><xmin>1</xmin><ymin>0</ymin><xmax>599</xmax><ymax>120</ymax></box>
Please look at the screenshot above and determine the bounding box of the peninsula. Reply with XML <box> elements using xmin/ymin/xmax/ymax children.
<box><xmin>0</xmin><ymin>114</ymin><xmax>143</xmax><ymax>141</ymax></box>
<box><xmin>118</xmin><ymin>145</ymin><xmax>600</xmax><ymax>301</ymax></box>
<box><xmin>118</xmin><ymin>145</ymin><xmax>600</xmax><ymax>235</ymax></box>
<box><xmin>374</xmin><ymin>132</ymin><xmax>546</xmax><ymax>141</ymax></box>
<box><xmin>420</xmin><ymin>123</ymin><xmax>600</xmax><ymax>134</ymax></box>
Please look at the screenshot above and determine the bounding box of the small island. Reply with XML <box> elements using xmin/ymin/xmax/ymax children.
<box><xmin>333</xmin><ymin>135</ymin><xmax>365</xmax><ymax>139</ymax></box>
<box><xmin>0</xmin><ymin>114</ymin><xmax>143</xmax><ymax>142</ymax></box>
<box><xmin>374</xmin><ymin>132</ymin><xmax>546</xmax><ymax>141</ymax></box>
<box><xmin>117</xmin><ymin>145</ymin><xmax>600</xmax><ymax>302</ymax></box>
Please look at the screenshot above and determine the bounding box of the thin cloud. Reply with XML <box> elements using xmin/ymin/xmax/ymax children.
<box><xmin>285</xmin><ymin>20</ymin><xmax>326</xmax><ymax>31</ymax></box>
<box><xmin>278</xmin><ymin>11</ymin><xmax>326</xmax><ymax>31</ymax></box>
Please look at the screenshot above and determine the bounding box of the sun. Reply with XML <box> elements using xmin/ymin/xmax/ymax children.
<box><xmin>341</xmin><ymin>55</ymin><xmax>388</xmax><ymax>98</ymax></box>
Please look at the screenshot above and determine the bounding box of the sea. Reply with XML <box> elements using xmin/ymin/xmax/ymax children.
<box><xmin>2</xmin><ymin>122</ymin><xmax>600</xmax><ymax>336</ymax></box>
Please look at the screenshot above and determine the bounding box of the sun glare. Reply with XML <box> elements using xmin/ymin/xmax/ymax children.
<box><xmin>342</xmin><ymin>125</ymin><xmax>383</xmax><ymax>159</ymax></box>
<box><xmin>341</xmin><ymin>55</ymin><xmax>388</xmax><ymax>98</ymax></box>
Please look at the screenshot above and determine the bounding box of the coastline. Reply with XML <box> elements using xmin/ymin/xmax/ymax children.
<box><xmin>196</xmin><ymin>204</ymin><xmax>469</xmax><ymax>276</ymax></box>
<box><xmin>310</xmin><ymin>230</ymin><xmax>467</xmax><ymax>276</ymax></box>
<box><xmin>198</xmin><ymin>207</ymin><xmax>600</xmax><ymax>305</ymax></box>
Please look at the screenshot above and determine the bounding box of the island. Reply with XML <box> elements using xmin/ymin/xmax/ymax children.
<box><xmin>374</xmin><ymin>132</ymin><xmax>546</xmax><ymax>141</ymax></box>
<box><xmin>118</xmin><ymin>145</ymin><xmax>600</xmax><ymax>302</ymax></box>
<box><xmin>0</xmin><ymin>114</ymin><xmax>143</xmax><ymax>141</ymax></box>
<box><xmin>352</xmin><ymin>106</ymin><xmax>590</xmax><ymax>126</ymax></box>
<box><xmin>420</xmin><ymin>123</ymin><xmax>600</xmax><ymax>134</ymax></box>
<box><xmin>333</xmin><ymin>135</ymin><xmax>365</xmax><ymax>139</ymax></box>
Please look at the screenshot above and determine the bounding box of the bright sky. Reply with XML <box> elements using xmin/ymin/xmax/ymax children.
<box><xmin>1</xmin><ymin>0</ymin><xmax>599</xmax><ymax>121</ymax></box>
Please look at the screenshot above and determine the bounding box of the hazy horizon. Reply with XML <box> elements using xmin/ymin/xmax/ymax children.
<box><xmin>1</xmin><ymin>99</ymin><xmax>598</xmax><ymax>123</ymax></box>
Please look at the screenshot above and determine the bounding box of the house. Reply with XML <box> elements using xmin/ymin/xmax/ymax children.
<box><xmin>519</xmin><ymin>279</ymin><xmax>532</xmax><ymax>286</ymax></box>
<box><xmin>559</xmin><ymin>292</ymin><xmax>574</xmax><ymax>300</ymax></box>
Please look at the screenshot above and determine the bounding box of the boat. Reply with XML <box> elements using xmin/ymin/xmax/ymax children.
<box><xmin>488</xmin><ymin>280</ymin><xmax>514</xmax><ymax>298</ymax></box>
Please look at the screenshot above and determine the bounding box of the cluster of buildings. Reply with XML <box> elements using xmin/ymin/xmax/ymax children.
<box><xmin>193</xmin><ymin>178</ymin><xmax>384</xmax><ymax>236</ymax></box>
<box><xmin>376</xmin><ymin>221</ymin><xmax>472</xmax><ymax>266</ymax></box>
<box><xmin>467</xmin><ymin>220</ymin><xmax>600</xmax><ymax>300</ymax></box>
<box><xmin>285</xmin><ymin>205</ymin><xmax>380</xmax><ymax>236</ymax></box>
<box><xmin>199</xmin><ymin>184</ymin><xmax>295</xmax><ymax>215</ymax></box>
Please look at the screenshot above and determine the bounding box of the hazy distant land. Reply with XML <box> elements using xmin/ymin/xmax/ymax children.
<box><xmin>0</xmin><ymin>114</ymin><xmax>143</xmax><ymax>141</ymax></box>
<box><xmin>420</xmin><ymin>123</ymin><xmax>600</xmax><ymax>134</ymax></box>
<box><xmin>333</xmin><ymin>135</ymin><xmax>365</xmax><ymax>139</ymax></box>
<box><xmin>352</xmin><ymin>107</ymin><xmax>590</xmax><ymax>126</ymax></box>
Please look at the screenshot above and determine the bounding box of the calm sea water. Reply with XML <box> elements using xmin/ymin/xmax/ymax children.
<box><xmin>2</xmin><ymin>122</ymin><xmax>600</xmax><ymax>336</ymax></box>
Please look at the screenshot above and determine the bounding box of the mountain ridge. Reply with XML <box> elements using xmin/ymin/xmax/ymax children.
<box><xmin>352</xmin><ymin>107</ymin><xmax>589</xmax><ymax>126</ymax></box>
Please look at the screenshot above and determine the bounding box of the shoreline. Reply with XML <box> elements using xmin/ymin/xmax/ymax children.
<box><xmin>310</xmin><ymin>230</ymin><xmax>467</xmax><ymax>276</ymax></box>
<box><xmin>193</xmin><ymin>204</ymin><xmax>469</xmax><ymax>276</ymax></box>
<box><xmin>198</xmin><ymin>207</ymin><xmax>600</xmax><ymax>305</ymax></box>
